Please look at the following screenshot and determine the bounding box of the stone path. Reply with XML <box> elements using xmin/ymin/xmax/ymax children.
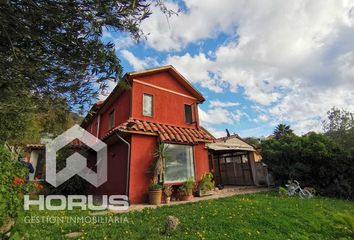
<box><xmin>111</xmin><ymin>186</ymin><xmax>273</xmax><ymax>213</ymax></box>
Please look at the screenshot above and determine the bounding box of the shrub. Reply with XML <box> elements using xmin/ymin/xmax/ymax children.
<box><xmin>163</xmin><ymin>185</ymin><xmax>173</xmax><ymax>197</ymax></box>
<box><xmin>149</xmin><ymin>183</ymin><xmax>162</xmax><ymax>191</ymax></box>
<box><xmin>0</xmin><ymin>146</ymin><xmax>34</xmax><ymax>230</ymax></box>
<box><xmin>179</xmin><ymin>178</ymin><xmax>194</xmax><ymax>196</ymax></box>
<box><xmin>261</xmin><ymin>133</ymin><xmax>354</xmax><ymax>199</ymax></box>
<box><xmin>198</xmin><ymin>172</ymin><xmax>214</xmax><ymax>193</ymax></box>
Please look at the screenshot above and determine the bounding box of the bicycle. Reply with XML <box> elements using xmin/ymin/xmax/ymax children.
<box><xmin>285</xmin><ymin>180</ymin><xmax>313</xmax><ymax>199</ymax></box>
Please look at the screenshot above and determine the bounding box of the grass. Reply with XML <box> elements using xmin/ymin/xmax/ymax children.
<box><xmin>10</xmin><ymin>192</ymin><xmax>354</xmax><ymax>239</ymax></box>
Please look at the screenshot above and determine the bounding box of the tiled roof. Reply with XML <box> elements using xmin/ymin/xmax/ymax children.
<box><xmin>104</xmin><ymin>118</ymin><xmax>215</xmax><ymax>144</ymax></box>
<box><xmin>25</xmin><ymin>144</ymin><xmax>45</xmax><ymax>150</ymax></box>
<box><xmin>25</xmin><ymin>139</ymin><xmax>85</xmax><ymax>151</ymax></box>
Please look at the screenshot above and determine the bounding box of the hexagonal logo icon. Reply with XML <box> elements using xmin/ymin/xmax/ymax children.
<box><xmin>46</xmin><ymin>124</ymin><xmax>107</xmax><ymax>187</ymax></box>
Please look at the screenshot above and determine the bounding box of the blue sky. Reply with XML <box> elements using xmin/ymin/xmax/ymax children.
<box><xmin>101</xmin><ymin>0</ymin><xmax>354</xmax><ymax>138</ymax></box>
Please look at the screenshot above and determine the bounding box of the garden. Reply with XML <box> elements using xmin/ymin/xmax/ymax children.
<box><xmin>7</xmin><ymin>192</ymin><xmax>354</xmax><ymax>239</ymax></box>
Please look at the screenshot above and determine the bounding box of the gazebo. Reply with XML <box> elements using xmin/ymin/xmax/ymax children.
<box><xmin>207</xmin><ymin>134</ymin><xmax>261</xmax><ymax>186</ymax></box>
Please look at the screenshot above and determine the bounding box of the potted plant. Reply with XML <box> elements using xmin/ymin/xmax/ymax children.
<box><xmin>196</xmin><ymin>172</ymin><xmax>215</xmax><ymax>197</ymax></box>
<box><xmin>149</xmin><ymin>182</ymin><xmax>162</xmax><ymax>205</ymax></box>
<box><xmin>148</xmin><ymin>143</ymin><xmax>169</xmax><ymax>205</ymax></box>
<box><xmin>179</xmin><ymin>178</ymin><xmax>194</xmax><ymax>201</ymax></box>
<box><xmin>163</xmin><ymin>185</ymin><xmax>173</xmax><ymax>204</ymax></box>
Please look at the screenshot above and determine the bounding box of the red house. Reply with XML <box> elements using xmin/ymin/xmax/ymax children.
<box><xmin>81</xmin><ymin>65</ymin><xmax>214</xmax><ymax>203</ymax></box>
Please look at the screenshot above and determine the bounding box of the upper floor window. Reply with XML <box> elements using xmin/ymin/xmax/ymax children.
<box><xmin>184</xmin><ymin>104</ymin><xmax>193</xmax><ymax>124</ymax></box>
<box><xmin>143</xmin><ymin>94</ymin><xmax>153</xmax><ymax>117</ymax></box>
<box><xmin>109</xmin><ymin>110</ymin><xmax>115</xmax><ymax>129</ymax></box>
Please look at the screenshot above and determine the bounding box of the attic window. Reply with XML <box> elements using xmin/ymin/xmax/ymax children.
<box><xmin>184</xmin><ymin>104</ymin><xmax>192</xmax><ymax>124</ymax></box>
<box><xmin>143</xmin><ymin>94</ymin><xmax>153</xmax><ymax>117</ymax></box>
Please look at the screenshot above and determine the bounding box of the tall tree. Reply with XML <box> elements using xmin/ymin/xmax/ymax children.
<box><xmin>0</xmin><ymin>1</ymin><xmax>161</xmax><ymax>143</ymax></box>
<box><xmin>322</xmin><ymin>107</ymin><xmax>354</xmax><ymax>150</ymax></box>
<box><xmin>0</xmin><ymin>1</ymin><xmax>151</xmax><ymax>107</ymax></box>
<box><xmin>273</xmin><ymin>123</ymin><xmax>293</xmax><ymax>139</ymax></box>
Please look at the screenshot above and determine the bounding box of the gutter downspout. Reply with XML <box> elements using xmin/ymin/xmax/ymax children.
<box><xmin>96</xmin><ymin>114</ymin><xmax>101</xmax><ymax>139</ymax></box>
<box><xmin>115</xmin><ymin>132</ymin><xmax>131</xmax><ymax>196</ymax></box>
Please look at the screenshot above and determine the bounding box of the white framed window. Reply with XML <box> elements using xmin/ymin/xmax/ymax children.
<box><xmin>164</xmin><ymin>144</ymin><xmax>195</xmax><ymax>183</ymax></box>
<box><xmin>143</xmin><ymin>93</ymin><xmax>153</xmax><ymax>117</ymax></box>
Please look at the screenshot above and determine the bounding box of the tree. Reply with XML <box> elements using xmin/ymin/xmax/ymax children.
<box><xmin>261</xmin><ymin>133</ymin><xmax>354</xmax><ymax>199</ymax></box>
<box><xmin>244</xmin><ymin>137</ymin><xmax>261</xmax><ymax>148</ymax></box>
<box><xmin>322</xmin><ymin>107</ymin><xmax>354</xmax><ymax>150</ymax></box>
<box><xmin>0</xmin><ymin>1</ymin><xmax>151</xmax><ymax>106</ymax></box>
<box><xmin>273</xmin><ymin>123</ymin><xmax>293</xmax><ymax>139</ymax></box>
<box><xmin>0</xmin><ymin>94</ymin><xmax>82</xmax><ymax>145</ymax></box>
<box><xmin>0</xmin><ymin>1</ymin><xmax>161</xmax><ymax>143</ymax></box>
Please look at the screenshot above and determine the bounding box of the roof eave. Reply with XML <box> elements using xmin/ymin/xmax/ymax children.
<box><xmin>126</xmin><ymin>65</ymin><xmax>205</xmax><ymax>103</ymax></box>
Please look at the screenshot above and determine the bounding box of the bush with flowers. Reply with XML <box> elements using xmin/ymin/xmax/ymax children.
<box><xmin>0</xmin><ymin>146</ymin><xmax>42</xmax><ymax>233</ymax></box>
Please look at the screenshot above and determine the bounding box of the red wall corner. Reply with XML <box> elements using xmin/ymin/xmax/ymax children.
<box><xmin>129</xmin><ymin>134</ymin><xmax>157</xmax><ymax>204</ymax></box>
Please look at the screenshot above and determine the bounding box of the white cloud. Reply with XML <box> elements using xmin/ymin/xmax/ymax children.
<box><xmin>114</xmin><ymin>0</ymin><xmax>354</xmax><ymax>135</ymax></box>
<box><xmin>199</xmin><ymin>107</ymin><xmax>234</xmax><ymax>125</ymax></box>
<box><xmin>258</xmin><ymin>114</ymin><xmax>269</xmax><ymax>122</ymax></box>
<box><xmin>292</xmin><ymin>119</ymin><xmax>323</xmax><ymax>135</ymax></box>
<box><xmin>199</xmin><ymin>106</ymin><xmax>248</xmax><ymax>126</ymax></box>
<box><xmin>102</xmin><ymin>29</ymin><xmax>134</xmax><ymax>50</ymax></box>
<box><xmin>209</xmin><ymin>100</ymin><xmax>239</xmax><ymax>108</ymax></box>
<box><xmin>203</xmin><ymin>127</ymin><xmax>226</xmax><ymax>138</ymax></box>
<box><xmin>166</xmin><ymin>53</ymin><xmax>224</xmax><ymax>92</ymax></box>
<box><xmin>120</xmin><ymin>50</ymin><xmax>159</xmax><ymax>71</ymax></box>
<box><xmin>233</xmin><ymin>109</ymin><xmax>248</xmax><ymax>122</ymax></box>
<box><xmin>158</xmin><ymin>0</ymin><xmax>354</xmax><ymax>134</ymax></box>
<box><xmin>141</xmin><ymin>0</ymin><xmax>240</xmax><ymax>51</ymax></box>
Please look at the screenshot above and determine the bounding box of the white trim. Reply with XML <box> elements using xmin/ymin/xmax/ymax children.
<box><xmin>164</xmin><ymin>143</ymin><xmax>195</xmax><ymax>183</ymax></box>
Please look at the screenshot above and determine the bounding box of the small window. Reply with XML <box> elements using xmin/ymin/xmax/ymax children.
<box><xmin>143</xmin><ymin>94</ymin><xmax>153</xmax><ymax>117</ymax></box>
<box><xmin>109</xmin><ymin>110</ymin><xmax>115</xmax><ymax>129</ymax></box>
<box><xmin>184</xmin><ymin>104</ymin><xmax>192</xmax><ymax>124</ymax></box>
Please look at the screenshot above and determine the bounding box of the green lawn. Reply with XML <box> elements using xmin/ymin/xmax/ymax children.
<box><xmin>11</xmin><ymin>192</ymin><xmax>354</xmax><ymax>239</ymax></box>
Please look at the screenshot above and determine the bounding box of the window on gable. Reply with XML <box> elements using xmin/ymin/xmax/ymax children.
<box><xmin>143</xmin><ymin>94</ymin><xmax>153</xmax><ymax>117</ymax></box>
<box><xmin>164</xmin><ymin>144</ymin><xmax>195</xmax><ymax>183</ymax></box>
<box><xmin>109</xmin><ymin>110</ymin><xmax>115</xmax><ymax>129</ymax></box>
<box><xmin>184</xmin><ymin>104</ymin><xmax>193</xmax><ymax>124</ymax></box>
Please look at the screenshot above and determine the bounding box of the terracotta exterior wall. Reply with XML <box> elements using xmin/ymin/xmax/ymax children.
<box><xmin>129</xmin><ymin>134</ymin><xmax>157</xmax><ymax>204</ymax></box>
<box><xmin>90</xmin><ymin>139</ymin><xmax>129</xmax><ymax>196</ymax></box>
<box><xmin>194</xmin><ymin>143</ymin><xmax>210</xmax><ymax>182</ymax></box>
<box><xmin>84</xmin><ymin>72</ymin><xmax>201</xmax><ymax>135</ymax></box>
<box><xmin>128</xmin><ymin>135</ymin><xmax>210</xmax><ymax>204</ymax></box>
<box><xmin>131</xmin><ymin>73</ymin><xmax>199</xmax><ymax>128</ymax></box>
<box><xmin>84</xmin><ymin>90</ymin><xmax>131</xmax><ymax>139</ymax></box>
<box><xmin>98</xmin><ymin>91</ymin><xmax>131</xmax><ymax>138</ymax></box>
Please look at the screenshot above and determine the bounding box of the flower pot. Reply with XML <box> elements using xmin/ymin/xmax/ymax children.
<box><xmin>149</xmin><ymin>189</ymin><xmax>162</xmax><ymax>205</ymax></box>
<box><xmin>196</xmin><ymin>189</ymin><xmax>214</xmax><ymax>197</ymax></box>
<box><xmin>165</xmin><ymin>196</ymin><xmax>171</xmax><ymax>204</ymax></box>
<box><xmin>180</xmin><ymin>194</ymin><xmax>193</xmax><ymax>201</ymax></box>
